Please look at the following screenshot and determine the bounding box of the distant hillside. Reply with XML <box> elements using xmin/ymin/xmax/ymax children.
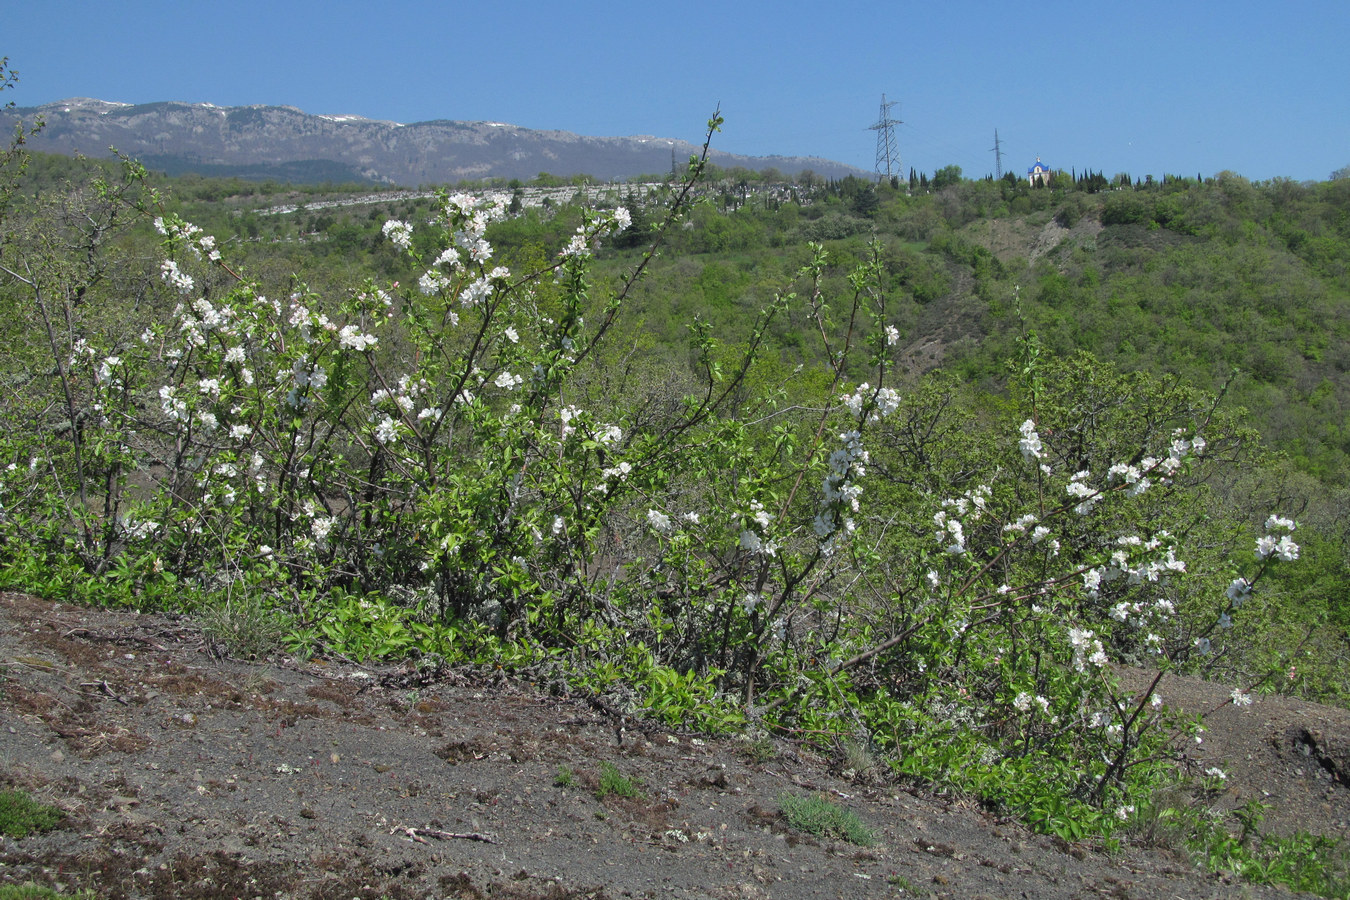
<box><xmin>0</xmin><ymin>98</ymin><xmax>868</xmax><ymax>185</ymax></box>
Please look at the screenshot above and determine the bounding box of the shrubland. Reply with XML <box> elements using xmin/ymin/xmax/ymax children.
<box><xmin>1</xmin><ymin>90</ymin><xmax>1348</xmax><ymax>894</ymax></box>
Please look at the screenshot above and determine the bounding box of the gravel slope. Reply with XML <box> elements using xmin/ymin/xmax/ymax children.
<box><xmin>1</xmin><ymin>591</ymin><xmax>1345</xmax><ymax>899</ymax></box>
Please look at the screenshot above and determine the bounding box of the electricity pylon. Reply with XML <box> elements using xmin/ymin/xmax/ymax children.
<box><xmin>869</xmin><ymin>94</ymin><xmax>902</xmax><ymax>182</ymax></box>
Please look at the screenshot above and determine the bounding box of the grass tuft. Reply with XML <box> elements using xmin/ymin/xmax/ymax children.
<box><xmin>594</xmin><ymin>762</ymin><xmax>642</xmax><ymax>800</ymax></box>
<box><xmin>777</xmin><ymin>791</ymin><xmax>875</xmax><ymax>846</ymax></box>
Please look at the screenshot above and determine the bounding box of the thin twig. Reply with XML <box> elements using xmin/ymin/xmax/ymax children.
<box><xmin>397</xmin><ymin>826</ymin><xmax>497</xmax><ymax>844</ymax></box>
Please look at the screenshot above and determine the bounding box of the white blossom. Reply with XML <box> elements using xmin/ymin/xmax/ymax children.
<box><xmin>338</xmin><ymin>325</ymin><xmax>378</xmax><ymax>351</ymax></box>
<box><xmin>161</xmin><ymin>259</ymin><xmax>195</xmax><ymax>294</ymax></box>
<box><xmin>1225</xmin><ymin>578</ymin><xmax>1252</xmax><ymax>607</ymax></box>
<box><xmin>1018</xmin><ymin>419</ymin><xmax>1043</xmax><ymax>463</ymax></box>
<box><xmin>375</xmin><ymin>416</ymin><xmax>399</xmax><ymax>444</ymax></box>
<box><xmin>382</xmin><ymin>219</ymin><xmax>413</xmax><ymax>251</ymax></box>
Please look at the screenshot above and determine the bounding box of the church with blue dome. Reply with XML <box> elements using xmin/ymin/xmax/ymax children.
<box><xmin>1027</xmin><ymin>157</ymin><xmax>1052</xmax><ymax>187</ymax></box>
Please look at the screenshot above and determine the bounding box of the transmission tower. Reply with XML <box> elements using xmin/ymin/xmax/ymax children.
<box><xmin>990</xmin><ymin>129</ymin><xmax>1004</xmax><ymax>180</ymax></box>
<box><xmin>869</xmin><ymin>94</ymin><xmax>902</xmax><ymax>182</ymax></box>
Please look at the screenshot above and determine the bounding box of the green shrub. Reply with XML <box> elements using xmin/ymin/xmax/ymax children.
<box><xmin>0</xmin><ymin>790</ymin><xmax>64</xmax><ymax>838</ymax></box>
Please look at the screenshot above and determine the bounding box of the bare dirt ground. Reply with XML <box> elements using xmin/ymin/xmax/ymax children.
<box><xmin>1</xmin><ymin>590</ymin><xmax>1347</xmax><ymax>899</ymax></box>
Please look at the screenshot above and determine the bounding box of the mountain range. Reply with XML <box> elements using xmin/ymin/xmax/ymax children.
<box><xmin>1</xmin><ymin>98</ymin><xmax>868</xmax><ymax>185</ymax></box>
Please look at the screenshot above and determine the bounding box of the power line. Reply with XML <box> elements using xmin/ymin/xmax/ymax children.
<box><xmin>868</xmin><ymin>94</ymin><xmax>902</xmax><ymax>181</ymax></box>
<box><xmin>990</xmin><ymin>129</ymin><xmax>1004</xmax><ymax>180</ymax></box>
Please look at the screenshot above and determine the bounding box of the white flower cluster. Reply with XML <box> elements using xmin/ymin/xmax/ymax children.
<box><xmin>1080</xmin><ymin>533</ymin><xmax>1188</xmax><ymax>609</ymax></box>
<box><xmin>1106</xmin><ymin>462</ymin><xmax>1150</xmax><ymax>496</ymax></box>
<box><xmin>1066</xmin><ymin>469</ymin><xmax>1099</xmax><ymax>515</ymax></box>
<box><xmin>371</xmin><ymin>374</ymin><xmax>436</xmax><ymax>428</ymax></box>
<box><xmin>1108</xmin><ymin>596</ymin><xmax>1175</xmax><ymax>653</ymax></box>
<box><xmin>155</xmin><ymin>216</ymin><xmax>220</xmax><ymax>262</ymax></box>
<box><xmin>418</xmin><ymin>270</ymin><xmax>451</xmax><ymax>297</ymax></box>
<box><xmin>841</xmin><ymin>383</ymin><xmax>900</xmax><ymax>425</ymax></box>
<box><xmin>161</xmin><ymin>259</ymin><xmax>195</xmax><ymax>295</ymax></box>
<box><xmin>1018</xmin><ymin>419</ymin><xmax>1043</xmax><ymax>463</ymax></box>
<box><xmin>1255</xmin><ymin>515</ymin><xmax>1299</xmax><ymax>561</ymax></box>
<box><xmin>646</xmin><ymin>509</ymin><xmax>672</xmax><ymax>534</ymax></box>
<box><xmin>95</xmin><ymin>355</ymin><xmax>122</xmax><ymax>388</ymax></box>
<box><xmin>381</xmin><ymin>219</ymin><xmax>413</xmax><ymax>252</ymax></box>
<box><xmin>1012</xmin><ymin>691</ymin><xmax>1051</xmax><ymax>715</ymax></box>
<box><xmin>1066</xmin><ymin>432</ymin><xmax>1208</xmax><ymax>514</ymax></box>
<box><xmin>338</xmin><ymin>324</ymin><xmax>378</xmax><ymax>352</ymax></box>
<box><xmin>159</xmin><ymin>385</ymin><xmax>188</xmax><ymax>422</ymax></box>
<box><xmin>1225</xmin><ymin>577</ymin><xmax>1252</xmax><ymax>607</ymax></box>
<box><xmin>814</xmin><ymin>430</ymin><xmax>867</xmax><ymax>544</ymax></box>
<box><xmin>813</xmin><ymin>387</ymin><xmax>903</xmax><ymax>549</ymax></box>
<box><xmin>494</xmin><ymin>371</ymin><xmax>523</xmax><ymax>391</ymax></box>
<box><xmin>559</xmin><ymin>405</ymin><xmax>582</xmax><ymax>438</ymax></box>
<box><xmin>405</xmin><ymin>195</ymin><xmax>513</xmax><ymax>299</ymax></box>
<box><xmin>559</xmin><ymin>207</ymin><xmax>633</xmax><ymax>260</ymax></box>
<box><xmin>447</xmin><ymin>193</ymin><xmax>506</xmax><ymax>262</ymax></box>
<box><xmin>1000</xmin><ymin>512</ymin><xmax>1059</xmax><ymax>555</ymax></box>
<box><xmin>1069</xmin><ymin>626</ymin><xmax>1109</xmax><ymax>673</ymax></box>
<box><xmin>738</xmin><ymin>500</ymin><xmax>777</xmax><ymax>556</ymax></box>
<box><xmin>303</xmin><ymin>499</ymin><xmax>338</xmax><ymax>546</ymax></box>
<box><xmin>932</xmin><ymin>485</ymin><xmax>991</xmax><ymax>556</ymax></box>
<box><xmin>117</xmin><ymin>517</ymin><xmax>161</xmax><ymax>541</ymax></box>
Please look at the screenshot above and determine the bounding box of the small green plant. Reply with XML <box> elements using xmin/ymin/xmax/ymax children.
<box><xmin>195</xmin><ymin>590</ymin><xmax>288</xmax><ymax>660</ymax></box>
<box><xmin>841</xmin><ymin>737</ymin><xmax>877</xmax><ymax>776</ymax></box>
<box><xmin>0</xmin><ymin>789</ymin><xmax>65</xmax><ymax>838</ymax></box>
<box><xmin>595</xmin><ymin>762</ymin><xmax>642</xmax><ymax>800</ymax></box>
<box><xmin>0</xmin><ymin>885</ymin><xmax>96</xmax><ymax>900</ymax></box>
<box><xmin>553</xmin><ymin>765</ymin><xmax>577</xmax><ymax>788</ymax></box>
<box><xmin>886</xmin><ymin>873</ymin><xmax>920</xmax><ymax>894</ymax></box>
<box><xmin>777</xmin><ymin>791</ymin><xmax>876</xmax><ymax>846</ymax></box>
<box><xmin>744</xmin><ymin>736</ymin><xmax>776</xmax><ymax>764</ymax></box>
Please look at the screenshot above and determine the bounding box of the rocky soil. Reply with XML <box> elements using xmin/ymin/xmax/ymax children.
<box><xmin>1</xmin><ymin>590</ymin><xmax>1347</xmax><ymax>899</ymax></box>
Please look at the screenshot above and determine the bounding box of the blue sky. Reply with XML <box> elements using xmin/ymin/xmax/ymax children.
<box><xmin>4</xmin><ymin>0</ymin><xmax>1348</xmax><ymax>182</ymax></box>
